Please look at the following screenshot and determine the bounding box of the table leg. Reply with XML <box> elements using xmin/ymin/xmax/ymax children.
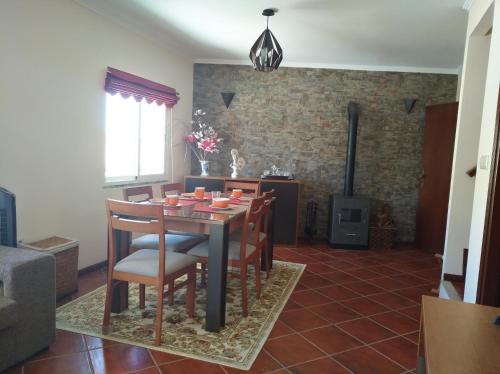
<box><xmin>205</xmin><ymin>222</ymin><xmax>229</xmax><ymax>332</ymax></box>
<box><xmin>110</xmin><ymin>229</ymin><xmax>129</xmax><ymax>313</ymax></box>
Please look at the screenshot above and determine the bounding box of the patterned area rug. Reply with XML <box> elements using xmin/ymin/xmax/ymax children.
<box><xmin>56</xmin><ymin>261</ymin><xmax>305</xmax><ymax>370</ymax></box>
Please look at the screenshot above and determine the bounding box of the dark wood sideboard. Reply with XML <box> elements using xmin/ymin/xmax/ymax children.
<box><xmin>184</xmin><ymin>176</ymin><xmax>301</xmax><ymax>245</ymax></box>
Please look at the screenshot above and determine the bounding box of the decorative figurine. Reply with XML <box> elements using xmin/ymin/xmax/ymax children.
<box><xmin>230</xmin><ymin>149</ymin><xmax>246</xmax><ymax>178</ymax></box>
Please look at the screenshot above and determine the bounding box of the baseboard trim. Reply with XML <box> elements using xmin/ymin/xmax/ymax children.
<box><xmin>78</xmin><ymin>260</ymin><xmax>107</xmax><ymax>276</ymax></box>
<box><xmin>443</xmin><ymin>273</ymin><xmax>464</xmax><ymax>282</ymax></box>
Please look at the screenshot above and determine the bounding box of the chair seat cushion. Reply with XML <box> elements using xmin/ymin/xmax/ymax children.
<box><xmin>114</xmin><ymin>249</ymin><xmax>197</xmax><ymax>278</ymax></box>
<box><xmin>131</xmin><ymin>233</ymin><xmax>205</xmax><ymax>252</ymax></box>
<box><xmin>187</xmin><ymin>240</ymin><xmax>257</xmax><ymax>260</ymax></box>
<box><xmin>0</xmin><ymin>296</ymin><xmax>17</xmax><ymax>330</ymax></box>
<box><xmin>230</xmin><ymin>230</ymin><xmax>266</xmax><ymax>244</ymax></box>
<box><xmin>168</xmin><ymin>231</ymin><xmax>208</xmax><ymax>238</ymax></box>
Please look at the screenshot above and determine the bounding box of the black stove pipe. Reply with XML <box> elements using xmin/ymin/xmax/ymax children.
<box><xmin>344</xmin><ymin>102</ymin><xmax>359</xmax><ymax>196</ymax></box>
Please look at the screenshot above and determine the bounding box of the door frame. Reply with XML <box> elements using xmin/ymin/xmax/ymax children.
<box><xmin>477</xmin><ymin>86</ymin><xmax>500</xmax><ymax>305</ymax></box>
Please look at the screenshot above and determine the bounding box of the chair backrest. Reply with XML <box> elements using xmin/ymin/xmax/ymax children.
<box><xmin>106</xmin><ymin>199</ymin><xmax>166</xmax><ymax>280</ymax></box>
<box><xmin>123</xmin><ymin>186</ymin><xmax>153</xmax><ymax>202</ymax></box>
<box><xmin>261</xmin><ymin>189</ymin><xmax>274</xmax><ymax>233</ymax></box>
<box><xmin>224</xmin><ymin>180</ymin><xmax>261</xmax><ymax>197</ymax></box>
<box><xmin>107</xmin><ymin>199</ymin><xmax>164</xmax><ymax>234</ymax></box>
<box><xmin>160</xmin><ymin>182</ymin><xmax>183</xmax><ymax>197</ymax></box>
<box><xmin>239</xmin><ymin>196</ymin><xmax>265</xmax><ymax>259</ymax></box>
<box><xmin>262</xmin><ymin>189</ymin><xmax>274</xmax><ymax>201</ymax></box>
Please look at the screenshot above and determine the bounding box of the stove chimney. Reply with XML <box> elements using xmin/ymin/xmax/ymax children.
<box><xmin>344</xmin><ymin>102</ymin><xmax>359</xmax><ymax>196</ymax></box>
<box><xmin>327</xmin><ymin>102</ymin><xmax>369</xmax><ymax>249</ymax></box>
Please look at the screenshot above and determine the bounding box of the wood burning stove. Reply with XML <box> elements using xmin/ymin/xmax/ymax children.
<box><xmin>327</xmin><ymin>102</ymin><xmax>370</xmax><ymax>249</ymax></box>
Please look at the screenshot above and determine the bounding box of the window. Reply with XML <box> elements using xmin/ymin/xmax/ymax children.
<box><xmin>103</xmin><ymin>67</ymin><xmax>179</xmax><ymax>184</ymax></box>
<box><xmin>105</xmin><ymin>93</ymin><xmax>168</xmax><ymax>183</ymax></box>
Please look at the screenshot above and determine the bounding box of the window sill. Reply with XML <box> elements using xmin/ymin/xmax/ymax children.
<box><xmin>103</xmin><ymin>179</ymin><xmax>169</xmax><ymax>189</ymax></box>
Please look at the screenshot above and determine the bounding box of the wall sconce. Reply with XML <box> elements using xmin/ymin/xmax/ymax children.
<box><xmin>404</xmin><ymin>98</ymin><xmax>417</xmax><ymax>114</ymax></box>
<box><xmin>221</xmin><ymin>92</ymin><xmax>235</xmax><ymax>109</ymax></box>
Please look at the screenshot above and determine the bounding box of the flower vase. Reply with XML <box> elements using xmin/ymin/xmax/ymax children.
<box><xmin>200</xmin><ymin>160</ymin><xmax>210</xmax><ymax>176</ymax></box>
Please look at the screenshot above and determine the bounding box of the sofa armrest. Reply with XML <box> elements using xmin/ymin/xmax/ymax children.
<box><xmin>0</xmin><ymin>245</ymin><xmax>56</xmax><ymax>357</ymax></box>
<box><xmin>0</xmin><ymin>245</ymin><xmax>55</xmax><ymax>301</ymax></box>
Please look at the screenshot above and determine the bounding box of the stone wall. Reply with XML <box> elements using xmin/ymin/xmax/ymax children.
<box><xmin>192</xmin><ymin>64</ymin><xmax>457</xmax><ymax>242</ymax></box>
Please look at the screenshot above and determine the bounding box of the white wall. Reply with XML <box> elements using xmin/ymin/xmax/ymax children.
<box><xmin>0</xmin><ymin>0</ymin><xmax>193</xmax><ymax>268</ymax></box>
<box><xmin>442</xmin><ymin>29</ymin><xmax>490</xmax><ymax>277</ymax></box>
<box><xmin>456</xmin><ymin>64</ymin><xmax>463</xmax><ymax>101</ymax></box>
<box><xmin>462</xmin><ymin>0</ymin><xmax>500</xmax><ymax>302</ymax></box>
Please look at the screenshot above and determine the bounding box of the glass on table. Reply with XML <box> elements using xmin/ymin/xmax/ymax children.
<box><xmin>231</xmin><ymin>189</ymin><xmax>243</xmax><ymax>198</ymax></box>
<box><xmin>194</xmin><ymin>187</ymin><xmax>205</xmax><ymax>199</ymax></box>
<box><xmin>166</xmin><ymin>194</ymin><xmax>179</xmax><ymax>206</ymax></box>
<box><xmin>211</xmin><ymin>191</ymin><xmax>221</xmax><ymax>200</ymax></box>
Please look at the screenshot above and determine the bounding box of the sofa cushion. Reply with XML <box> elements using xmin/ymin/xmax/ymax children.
<box><xmin>0</xmin><ymin>296</ymin><xmax>17</xmax><ymax>330</ymax></box>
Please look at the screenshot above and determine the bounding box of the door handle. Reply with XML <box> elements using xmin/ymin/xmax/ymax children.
<box><xmin>419</xmin><ymin>172</ymin><xmax>426</xmax><ymax>188</ymax></box>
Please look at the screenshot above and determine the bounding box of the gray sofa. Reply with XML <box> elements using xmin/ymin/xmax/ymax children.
<box><xmin>0</xmin><ymin>245</ymin><xmax>56</xmax><ymax>371</ymax></box>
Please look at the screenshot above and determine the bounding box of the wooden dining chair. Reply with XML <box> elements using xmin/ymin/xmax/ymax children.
<box><xmin>123</xmin><ymin>186</ymin><xmax>153</xmax><ymax>202</ymax></box>
<box><xmin>160</xmin><ymin>182</ymin><xmax>209</xmax><ymax>242</ymax></box>
<box><xmin>231</xmin><ymin>190</ymin><xmax>274</xmax><ymax>279</ymax></box>
<box><xmin>122</xmin><ymin>186</ymin><xmax>206</xmax><ymax>253</ymax></box>
<box><xmin>187</xmin><ymin>196</ymin><xmax>266</xmax><ymax>317</ymax></box>
<box><xmin>258</xmin><ymin>190</ymin><xmax>274</xmax><ymax>279</ymax></box>
<box><xmin>160</xmin><ymin>182</ymin><xmax>184</xmax><ymax>197</ymax></box>
<box><xmin>104</xmin><ymin>199</ymin><xmax>197</xmax><ymax>345</ymax></box>
<box><xmin>224</xmin><ymin>180</ymin><xmax>261</xmax><ymax>198</ymax></box>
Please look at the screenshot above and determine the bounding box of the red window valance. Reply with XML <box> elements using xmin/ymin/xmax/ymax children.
<box><xmin>104</xmin><ymin>67</ymin><xmax>180</xmax><ymax>107</ymax></box>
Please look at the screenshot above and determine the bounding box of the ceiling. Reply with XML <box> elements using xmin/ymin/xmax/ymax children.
<box><xmin>76</xmin><ymin>0</ymin><xmax>468</xmax><ymax>74</ymax></box>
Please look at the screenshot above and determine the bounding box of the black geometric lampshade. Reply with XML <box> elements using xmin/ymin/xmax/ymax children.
<box><xmin>249</xmin><ymin>9</ymin><xmax>283</xmax><ymax>72</ymax></box>
<box><xmin>249</xmin><ymin>29</ymin><xmax>283</xmax><ymax>72</ymax></box>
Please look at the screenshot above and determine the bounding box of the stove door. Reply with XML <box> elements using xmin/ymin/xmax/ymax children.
<box><xmin>328</xmin><ymin>196</ymin><xmax>369</xmax><ymax>248</ymax></box>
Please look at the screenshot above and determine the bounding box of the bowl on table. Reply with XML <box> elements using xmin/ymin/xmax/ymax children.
<box><xmin>212</xmin><ymin>197</ymin><xmax>230</xmax><ymax>209</ymax></box>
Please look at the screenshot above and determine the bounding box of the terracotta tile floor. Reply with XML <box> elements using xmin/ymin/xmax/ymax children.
<box><xmin>6</xmin><ymin>243</ymin><xmax>439</xmax><ymax>374</ymax></box>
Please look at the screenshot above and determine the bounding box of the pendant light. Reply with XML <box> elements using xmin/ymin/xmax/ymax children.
<box><xmin>249</xmin><ymin>8</ymin><xmax>283</xmax><ymax>72</ymax></box>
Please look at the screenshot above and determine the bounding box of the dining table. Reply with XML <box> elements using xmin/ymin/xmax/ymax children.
<box><xmin>109</xmin><ymin>194</ymin><xmax>275</xmax><ymax>333</ymax></box>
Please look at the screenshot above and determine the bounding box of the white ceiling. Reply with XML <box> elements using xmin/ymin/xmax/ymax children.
<box><xmin>76</xmin><ymin>0</ymin><xmax>468</xmax><ymax>74</ymax></box>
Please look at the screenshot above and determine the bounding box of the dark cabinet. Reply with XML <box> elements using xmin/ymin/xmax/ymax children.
<box><xmin>184</xmin><ymin>176</ymin><xmax>301</xmax><ymax>245</ymax></box>
<box><xmin>185</xmin><ymin>177</ymin><xmax>224</xmax><ymax>193</ymax></box>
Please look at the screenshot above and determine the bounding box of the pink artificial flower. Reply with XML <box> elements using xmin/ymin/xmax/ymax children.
<box><xmin>198</xmin><ymin>138</ymin><xmax>216</xmax><ymax>152</ymax></box>
<box><xmin>184</xmin><ymin>134</ymin><xmax>196</xmax><ymax>143</ymax></box>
